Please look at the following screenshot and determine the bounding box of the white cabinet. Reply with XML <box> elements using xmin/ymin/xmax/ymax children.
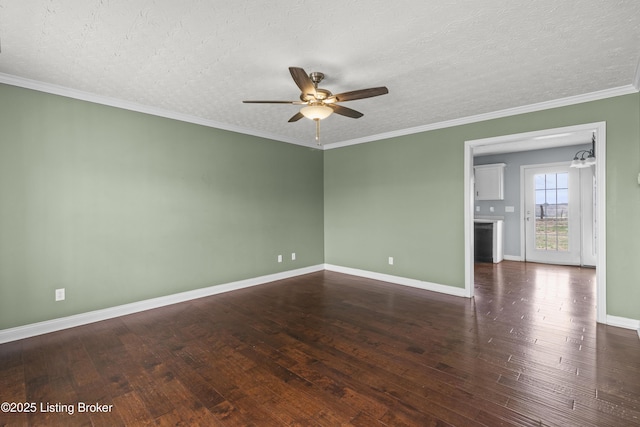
<box><xmin>474</xmin><ymin>163</ymin><xmax>505</xmax><ymax>200</ymax></box>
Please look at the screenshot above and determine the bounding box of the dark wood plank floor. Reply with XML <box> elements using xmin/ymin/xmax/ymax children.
<box><xmin>1</xmin><ymin>262</ymin><xmax>639</xmax><ymax>426</ymax></box>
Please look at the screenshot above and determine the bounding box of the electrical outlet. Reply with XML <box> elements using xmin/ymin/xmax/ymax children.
<box><xmin>291</xmin><ymin>252</ymin><xmax>296</xmax><ymax>261</ymax></box>
<box><xmin>55</xmin><ymin>288</ymin><xmax>65</xmax><ymax>301</ymax></box>
<box><xmin>388</xmin><ymin>257</ymin><xmax>394</xmax><ymax>265</ymax></box>
<box><xmin>277</xmin><ymin>255</ymin><xmax>282</xmax><ymax>263</ymax></box>
<box><xmin>476</xmin><ymin>206</ymin><xmax>480</xmax><ymax>212</ymax></box>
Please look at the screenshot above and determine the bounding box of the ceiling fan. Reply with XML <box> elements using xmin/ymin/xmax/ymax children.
<box><xmin>243</xmin><ymin>67</ymin><xmax>389</xmax><ymax>144</ymax></box>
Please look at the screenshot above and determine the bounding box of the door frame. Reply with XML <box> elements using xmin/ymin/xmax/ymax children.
<box><xmin>463</xmin><ymin>122</ymin><xmax>606</xmax><ymax>323</ymax></box>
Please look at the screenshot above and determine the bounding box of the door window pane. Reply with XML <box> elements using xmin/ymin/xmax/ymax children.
<box><xmin>534</xmin><ymin>172</ymin><xmax>569</xmax><ymax>252</ymax></box>
<box><xmin>545</xmin><ymin>174</ymin><xmax>557</xmax><ymax>188</ymax></box>
<box><xmin>557</xmin><ymin>173</ymin><xmax>569</xmax><ymax>188</ymax></box>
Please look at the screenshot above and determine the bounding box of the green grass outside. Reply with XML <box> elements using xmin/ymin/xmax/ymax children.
<box><xmin>535</xmin><ymin>218</ymin><xmax>569</xmax><ymax>251</ymax></box>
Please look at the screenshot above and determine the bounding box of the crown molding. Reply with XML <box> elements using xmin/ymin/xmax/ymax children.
<box><xmin>633</xmin><ymin>57</ymin><xmax>640</xmax><ymax>91</ymax></box>
<box><xmin>323</xmin><ymin>85</ymin><xmax>638</xmax><ymax>150</ymax></box>
<box><xmin>0</xmin><ymin>73</ymin><xmax>312</xmax><ymax>148</ymax></box>
<box><xmin>1</xmin><ymin>72</ymin><xmax>637</xmax><ymax>151</ymax></box>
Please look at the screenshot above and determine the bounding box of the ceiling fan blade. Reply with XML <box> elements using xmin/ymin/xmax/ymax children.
<box><xmin>334</xmin><ymin>86</ymin><xmax>389</xmax><ymax>102</ymax></box>
<box><xmin>288</xmin><ymin>112</ymin><xmax>304</xmax><ymax>122</ymax></box>
<box><xmin>328</xmin><ymin>104</ymin><xmax>363</xmax><ymax>119</ymax></box>
<box><xmin>243</xmin><ymin>100</ymin><xmax>303</xmax><ymax>104</ymax></box>
<box><xmin>289</xmin><ymin>67</ymin><xmax>316</xmax><ymax>97</ymax></box>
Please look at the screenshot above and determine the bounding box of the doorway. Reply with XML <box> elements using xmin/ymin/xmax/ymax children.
<box><xmin>464</xmin><ymin>122</ymin><xmax>606</xmax><ymax>323</ymax></box>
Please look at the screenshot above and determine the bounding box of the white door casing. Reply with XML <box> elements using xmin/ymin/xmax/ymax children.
<box><xmin>464</xmin><ymin>121</ymin><xmax>606</xmax><ymax>323</ymax></box>
<box><xmin>579</xmin><ymin>167</ymin><xmax>597</xmax><ymax>267</ymax></box>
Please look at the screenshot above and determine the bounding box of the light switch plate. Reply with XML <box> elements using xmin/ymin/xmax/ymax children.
<box><xmin>505</xmin><ymin>206</ymin><xmax>515</xmax><ymax>213</ymax></box>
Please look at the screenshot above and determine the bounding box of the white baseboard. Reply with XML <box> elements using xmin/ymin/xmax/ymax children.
<box><xmin>606</xmin><ymin>315</ymin><xmax>640</xmax><ymax>332</ymax></box>
<box><xmin>324</xmin><ymin>264</ymin><xmax>468</xmax><ymax>298</ymax></box>
<box><xmin>503</xmin><ymin>255</ymin><xmax>523</xmax><ymax>262</ymax></box>
<box><xmin>3</xmin><ymin>264</ymin><xmax>635</xmax><ymax>344</ymax></box>
<box><xmin>0</xmin><ymin>265</ymin><xmax>324</xmax><ymax>344</ymax></box>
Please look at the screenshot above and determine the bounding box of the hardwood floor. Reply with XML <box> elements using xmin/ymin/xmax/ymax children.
<box><xmin>1</xmin><ymin>262</ymin><xmax>639</xmax><ymax>426</ymax></box>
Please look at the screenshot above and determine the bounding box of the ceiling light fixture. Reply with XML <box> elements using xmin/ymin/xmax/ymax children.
<box><xmin>570</xmin><ymin>132</ymin><xmax>596</xmax><ymax>168</ymax></box>
<box><xmin>300</xmin><ymin>103</ymin><xmax>333</xmax><ymax>142</ymax></box>
<box><xmin>300</xmin><ymin>104</ymin><xmax>333</xmax><ymax>120</ymax></box>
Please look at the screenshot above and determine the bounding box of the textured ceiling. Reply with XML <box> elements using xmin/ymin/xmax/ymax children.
<box><xmin>1</xmin><ymin>1</ymin><xmax>639</xmax><ymax>147</ymax></box>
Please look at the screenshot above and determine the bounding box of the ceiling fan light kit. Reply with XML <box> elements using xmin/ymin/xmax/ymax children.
<box><xmin>243</xmin><ymin>67</ymin><xmax>388</xmax><ymax>144</ymax></box>
<box><xmin>300</xmin><ymin>104</ymin><xmax>333</xmax><ymax>120</ymax></box>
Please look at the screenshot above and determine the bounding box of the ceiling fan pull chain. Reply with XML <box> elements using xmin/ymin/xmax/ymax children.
<box><xmin>315</xmin><ymin>119</ymin><xmax>321</xmax><ymax>144</ymax></box>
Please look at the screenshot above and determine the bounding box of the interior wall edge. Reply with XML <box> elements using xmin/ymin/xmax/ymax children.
<box><xmin>0</xmin><ymin>264</ymin><xmax>324</xmax><ymax>344</ymax></box>
<box><xmin>2</xmin><ymin>74</ymin><xmax>637</xmax><ymax>151</ymax></box>
<box><xmin>0</xmin><ymin>75</ymin><xmax>310</xmax><ymax>148</ymax></box>
<box><xmin>323</xmin><ymin>85</ymin><xmax>638</xmax><ymax>150</ymax></box>
<box><xmin>606</xmin><ymin>315</ymin><xmax>640</xmax><ymax>332</ymax></box>
<box><xmin>324</xmin><ymin>264</ymin><xmax>467</xmax><ymax>298</ymax></box>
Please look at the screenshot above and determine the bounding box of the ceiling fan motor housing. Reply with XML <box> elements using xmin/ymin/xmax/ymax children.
<box><xmin>301</xmin><ymin>88</ymin><xmax>332</xmax><ymax>102</ymax></box>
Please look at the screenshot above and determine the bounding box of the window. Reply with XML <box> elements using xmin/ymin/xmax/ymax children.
<box><xmin>534</xmin><ymin>172</ymin><xmax>569</xmax><ymax>251</ymax></box>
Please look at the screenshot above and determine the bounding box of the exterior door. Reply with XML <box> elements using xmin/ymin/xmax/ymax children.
<box><xmin>524</xmin><ymin>164</ymin><xmax>580</xmax><ymax>265</ymax></box>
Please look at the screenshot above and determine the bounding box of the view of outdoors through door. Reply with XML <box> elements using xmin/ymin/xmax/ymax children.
<box><xmin>524</xmin><ymin>164</ymin><xmax>580</xmax><ymax>265</ymax></box>
<box><xmin>467</xmin><ymin>123</ymin><xmax>604</xmax><ymax>321</ymax></box>
<box><xmin>534</xmin><ymin>172</ymin><xmax>569</xmax><ymax>252</ymax></box>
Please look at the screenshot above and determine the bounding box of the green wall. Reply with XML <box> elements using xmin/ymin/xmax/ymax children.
<box><xmin>2</xmin><ymin>83</ymin><xmax>639</xmax><ymax>331</ymax></box>
<box><xmin>0</xmin><ymin>84</ymin><xmax>324</xmax><ymax>329</ymax></box>
<box><xmin>324</xmin><ymin>93</ymin><xmax>640</xmax><ymax>321</ymax></box>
